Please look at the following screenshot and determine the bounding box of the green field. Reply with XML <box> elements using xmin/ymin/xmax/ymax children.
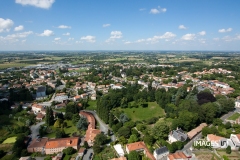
<box><xmin>86</xmin><ymin>100</ymin><xmax>97</xmax><ymax>110</ymax></box>
<box><xmin>227</xmin><ymin>113</ymin><xmax>240</xmax><ymax>120</ymax></box>
<box><xmin>120</xmin><ymin>102</ymin><xmax>165</xmax><ymax>121</ymax></box>
<box><xmin>0</xmin><ymin>62</ymin><xmax>29</xmax><ymax>69</ymax></box>
<box><xmin>2</xmin><ymin>137</ymin><xmax>17</xmax><ymax>144</ymax></box>
<box><xmin>64</xmin><ymin>120</ymin><xmax>78</xmax><ymax>136</ymax></box>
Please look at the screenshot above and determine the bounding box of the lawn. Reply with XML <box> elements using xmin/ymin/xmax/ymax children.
<box><xmin>227</xmin><ymin>113</ymin><xmax>240</xmax><ymax>120</ymax></box>
<box><xmin>119</xmin><ymin>102</ymin><xmax>165</xmax><ymax>122</ymax></box>
<box><xmin>2</xmin><ymin>137</ymin><xmax>17</xmax><ymax>144</ymax></box>
<box><xmin>63</xmin><ymin>154</ymin><xmax>71</xmax><ymax>160</ymax></box>
<box><xmin>86</xmin><ymin>100</ymin><xmax>97</xmax><ymax>110</ymax></box>
<box><xmin>64</xmin><ymin>120</ymin><xmax>78</xmax><ymax>136</ymax></box>
<box><xmin>217</xmin><ymin>150</ymin><xmax>240</xmax><ymax>160</ymax></box>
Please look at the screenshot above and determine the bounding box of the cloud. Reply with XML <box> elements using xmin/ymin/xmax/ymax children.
<box><xmin>181</xmin><ymin>34</ymin><xmax>195</xmax><ymax>40</ymax></box>
<box><xmin>198</xmin><ymin>31</ymin><xmax>206</xmax><ymax>36</ymax></box>
<box><xmin>124</xmin><ymin>41</ymin><xmax>132</xmax><ymax>44</ymax></box>
<box><xmin>106</xmin><ymin>31</ymin><xmax>123</xmax><ymax>42</ymax></box>
<box><xmin>14</xmin><ymin>25</ymin><xmax>24</xmax><ymax>31</ymax></box>
<box><xmin>198</xmin><ymin>38</ymin><xmax>206</xmax><ymax>44</ymax></box>
<box><xmin>63</xmin><ymin>32</ymin><xmax>70</xmax><ymax>36</ymax></box>
<box><xmin>58</xmin><ymin>25</ymin><xmax>71</xmax><ymax>29</ymax></box>
<box><xmin>68</xmin><ymin>38</ymin><xmax>74</xmax><ymax>41</ymax></box>
<box><xmin>54</xmin><ymin>37</ymin><xmax>61</xmax><ymax>41</ymax></box>
<box><xmin>103</xmin><ymin>24</ymin><xmax>111</xmax><ymax>27</ymax></box>
<box><xmin>0</xmin><ymin>31</ymin><xmax>33</xmax><ymax>43</ymax></box>
<box><xmin>213</xmin><ymin>38</ymin><xmax>220</xmax><ymax>41</ymax></box>
<box><xmin>135</xmin><ymin>32</ymin><xmax>176</xmax><ymax>43</ymax></box>
<box><xmin>222</xmin><ymin>36</ymin><xmax>232</xmax><ymax>42</ymax></box>
<box><xmin>22</xmin><ymin>39</ymin><xmax>26</xmax><ymax>43</ymax></box>
<box><xmin>150</xmin><ymin>6</ymin><xmax>167</xmax><ymax>14</ymax></box>
<box><xmin>179</xmin><ymin>25</ymin><xmax>187</xmax><ymax>30</ymax></box>
<box><xmin>39</xmin><ymin>30</ymin><xmax>54</xmax><ymax>36</ymax></box>
<box><xmin>80</xmin><ymin>35</ymin><xmax>96</xmax><ymax>43</ymax></box>
<box><xmin>139</xmin><ymin>8</ymin><xmax>146</xmax><ymax>11</ymax></box>
<box><xmin>15</xmin><ymin>0</ymin><xmax>55</xmax><ymax>9</ymax></box>
<box><xmin>135</xmin><ymin>39</ymin><xmax>145</xmax><ymax>43</ymax></box>
<box><xmin>0</xmin><ymin>18</ymin><xmax>14</xmax><ymax>32</ymax></box>
<box><xmin>218</xmin><ymin>28</ymin><xmax>232</xmax><ymax>33</ymax></box>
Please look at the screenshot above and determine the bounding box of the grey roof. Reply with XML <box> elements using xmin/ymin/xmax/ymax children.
<box><xmin>172</xmin><ymin>128</ymin><xmax>188</xmax><ymax>142</ymax></box>
<box><xmin>155</xmin><ymin>146</ymin><xmax>169</xmax><ymax>155</ymax></box>
<box><xmin>37</xmin><ymin>86</ymin><xmax>46</xmax><ymax>92</ymax></box>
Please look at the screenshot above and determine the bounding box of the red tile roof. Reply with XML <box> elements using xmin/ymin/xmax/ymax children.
<box><xmin>45</xmin><ymin>137</ymin><xmax>79</xmax><ymax>149</ymax></box>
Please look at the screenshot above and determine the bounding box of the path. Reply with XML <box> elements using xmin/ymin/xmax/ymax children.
<box><xmin>30</xmin><ymin>121</ymin><xmax>45</xmax><ymax>139</ymax></box>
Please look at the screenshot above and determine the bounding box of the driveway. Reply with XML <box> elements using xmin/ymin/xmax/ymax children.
<box><xmin>30</xmin><ymin>121</ymin><xmax>45</xmax><ymax>139</ymax></box>
<box><xmin>82</xmin><ymin>148</ymin><xmax>93</xmax><ymax>160</ymax></box>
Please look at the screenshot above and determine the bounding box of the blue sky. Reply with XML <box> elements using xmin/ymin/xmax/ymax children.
<box><xmin>0</xmin><ymin>0</ymin><xmax>240</xmax><ymax>51</ymax></box>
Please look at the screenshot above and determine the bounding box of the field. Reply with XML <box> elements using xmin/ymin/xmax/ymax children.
<box><xmin>217</xmin><ymin>150</ymin><xmax>240</xmax><ymax>160</ymax></box>
<box><xmin>194</xmin><ymin>151</ymin><xmax>219</xmax><ymax>160</ymax></box>
<box><xmin>0</xmin><ymin>62</ymin><xmax>29</xmax><ymax>69</ymax></box>
<box><xmin>2</xmin><ymin>137</ymin><xmax>17</xmax><ymax>144</ymax></box>
<box><xmin>120</xmin><ymin>102</ymin><xmax>165</xmax><ymax>121</ymax></box>
<box><xmin>227</xmin><ymin>113</ymin><xmax>240</xmax><ymax>120</ymax></box>
<box><xmin>86</xmin><ymin>100</ymin><xmax>97</xmax><ymax>110</ymax></box>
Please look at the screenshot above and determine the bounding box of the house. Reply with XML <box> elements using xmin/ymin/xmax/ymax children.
<box><xmin>79</xmin><ymin>111</ymin><xmax>101</xmax><ymax>146</ymax></box>
<box><xmin>235</xmin><ymin>100</ymin><xmax>240</xmax><ymax>108</ymax></box>
<box><xmin>36</xmin><ymin>86</ymin><xmax>46</xmax><ymax>98</ymax></box>
<box><xmin>52</xmin><ymin>153</ymin><xmax>63</xmax><ymax>160</ymax></box>
<box><xmin>36</xmin><ymin>113</ymin><xmax>45</xmax><ymax>121</ymax></box>
<box><xmin>55</xmin><ymin>103</ymin><xmax>66</xmax><ymax>109</ymax></box>
<box><xmin>113</xmin><ymin>144</ymin><xmax>125</xmax><ymax>157</ymax></box>
<box><xmin>168</xmin><ymin>128</ymin><xmax>188</xmax><ymax>143</ymax></box>
<box><xmin>111</xmin><ymin>157</ymin><xmax>127</xmax><ymax>160</ymax></box>
<box><xmin>32</xmin><ymin>104</ymin><xmax>46</xmax><ymax>115</ymax></box>
<box><xmin>78</xmin><ymin>148</ymin><xmax>86</xmax><ymax>157</ymax></box>
<box><xmin>153</xmin><ymin>146</ymin><xmax>169</xmax><ymax>160</ymax></box>
<box><xmin>45</xmin><ymin>137</ymin><xmax>79</xmax><ymax>154</ymax></box>
<box><xmin>167</xmin><ymin>152</ymin><xmax>188</xmax><ymax>160</ymax></box>
<box><xmin>91</xmin><ymin>94</ymin><xmax>97</xmax><ymax>100</ymax></box>
<box><xmin>27</xmin><ymin>137</ymin><xmax>48</xmax><ymax>153</ymax></box>
<box><xmin>187</xmin><ymin>123</ymin><xmax>207</xmax><ymax>139</ymax></box>
<box><xmin>74</xmin><ymin>95</ymin><xmax>81</xmax><ymax>101</ymax></box>
<box><xmin>207</xmin><ymin>134</ymin><xmax>226</xmax><ymax>148</ymax></box>
<box><xmin>80</xmin><ymin>93</ymin><xmax>88</xmax><ymax>99</ymax></box>
<box><xmin>126</xmin><ymin>141</ymin><xmax>155</xmax><ymax>160</ymax></box>
<box><xmin>229</xmin><ymin>134</ymin><xmax>240</xmax><ymax>150</ymax></box>
<box><xmin>19</xmin><ymin>157</ymin><xmax>31</xmax><ymax>160</ymax></box>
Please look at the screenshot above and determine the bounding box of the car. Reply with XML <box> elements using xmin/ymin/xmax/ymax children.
<box><xmin>89</xmin><ymin>153</ymin><xmax>93</xmax><ymax>159</ymax></box>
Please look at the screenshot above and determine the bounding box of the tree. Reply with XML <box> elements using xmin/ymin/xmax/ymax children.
<box><xmin>226</xmin><ymin>145</ymin><xmax>231</xmax><ymax>154</ymax></box>
<box><xmin>152</xmin><ymin>122</ymin><xmax>169</xmax><ymax>140</ymax></box>
<box><xmin>0</xmin><ymin>150</ymin><xmax>5</xmax><ymax>158</ymax></box>
<box><xmin>118</xmin><ymin>136</ymin><xmax>127</xmax><ymax>145</ymax></box>
<box><xmin>63</xmin><ymin>147</ymin><xmax>76</xmax><ymax>155</ymax></box>
<box><xmin>72</xmin><ymin>113</ymin><xmax>80</xmax><ymax>124</ymax></box>
<box><xmin>12</xmin><ymin>134</ymin><xmax>26</xmax><ymax>157</ymax></box>
<box><xmin>128</xmin><ymin>151</ymin><xmax>141</xmax><ymax>160</ymax></box>
<box><xmin>45</xmin><ymin>107</ymin><xmax>54</xmax><ymax>126</ymax></box>
<box><xmin>119</xmin><ymin>113</ymin><xmax>129</xmax><ymax>123</ymax></box>
<box><xmin>84</xmin><ymin>141</ymin><xmax>89</xmax><ymax>149</ymax></box>
<box><xmin>54</xmin><ymin>119</ymin><xmax>63</xmax><ymax>128</ymax></box>
<box><xmin>94</xmin><ymin>133</ymin><xmax>107</xmax><ymax>145</ymax></box>
<box><xmin>144</xmin><ymin>135</ymin><xmax>155</xmax><ymax>146</ymax></box>
<box><xmin>118</xmin><ymin>126</ymin><xmax>131</xmax><ymax>138</ymax></box>
<box><xmin>197</xmin><ymin>91</ymin><xmax>216</xmax><ymax>105</ymax></box>
<box><xmin>93</xmin><ymin>144</ymin><xmax>102</xmax><ymax>154</ymax></box>
<box><xmin>128</xmin><ymin>134</ymin><xmax>139</xmax><ymax>143</ymax></box>
<box><xmin>55</xmin><ymin>129</ymin><xmax>65</xmax><ymax>138</ymax></box>
<box><xmin>76</xmin><ymin>117</ymin><xmax>88</xmax><ymax>130</ymax></box>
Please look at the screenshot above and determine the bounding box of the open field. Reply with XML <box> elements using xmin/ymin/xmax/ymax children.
<box><xmin>0</xmin><ymin>62</ymin><xmax>29</xmax><ymax>69</ymax></box>
<box><xmin>64</xmin><ymin>120</ymin><xmax>78</xmax><ymax>136</ymax></box>
<box><xmin>86</xmin><ymin>100</ymin><xmax>97</xmax><ymax>110</ymax></box>
<box><xmin>217</xmin><ymin>150</ymin><xmax>240</xmax><ymax>160</ymax></box>
<box><xmin>2</xmin><ymin>137</ymin><xmax>17</xmax><ymax>144</ymax></box>
<box><xmin>227</xmin><ymin>113</ymin><xmax>240</xmax><ymax>120</ymax></box>
<box><xmin>119</xmin><ymin>102</ymin><xmax>165</xmax><ymax>122</ymax></box>
<box><xmin>194</xmin><ymin>151</ymin><xmax>220</xmax><ymax>160</ymax></box>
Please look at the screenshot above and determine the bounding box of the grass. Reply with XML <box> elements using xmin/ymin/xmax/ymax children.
<box><xmin>86</xmin><ymin>100</ymin><xmax>97</xmax><ymax>110</ymax></box>
<box><xmin>119</xmin><ymin>102</ymin><xmax>165</xmax><ymax>122</ymax></box>
<box><xmin>0</xmin><ymin>154</ymin><xmax>16</xmax><ymax>160</ymax></box>
<box><xmin>63</xmin><ymin>154</ymin><xmax>71</xmax><ymax>160</ymax></box>
<box><xmin>217</xmin><ymin>150</ymin><xmax>240</xmax><ymax>160</ymax></box>
<box><xmin>68</xmin><ymin>68</ymin><xmax>88</xmax><ymax>73</ymax></box>
<box><xmin>0</xmin><ymin>62</ymin><xmax>29</xmax><ymax>69</ymax></box>
<box><xmin>64</xmin><ymin>120</ymin><xmax>77</xmax><ymax>136</ymax></box>
<box><xmin>93</xmin><ymin>146</ymin><xmax>116</xmax><ymax>160</ymax></box>
<box><xmin>0</xmin><ymin>144</ymin><xmax>13</xmax><ymax>152</ymax></box>
<box><xmin>2</xmin><ymin>137</ymin><xmax>17</xmax><ymax>144</ymax></box>
<box><xmin>227</xmin><ymin>113</ymin><xmax>240</xmax><ymax>120</ymax></box>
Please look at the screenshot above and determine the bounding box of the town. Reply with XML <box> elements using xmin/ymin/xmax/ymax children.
<box><xmin>0</xmin><ymin>51</ymin><xmax>240</xmax><ymax>160</ymax></box>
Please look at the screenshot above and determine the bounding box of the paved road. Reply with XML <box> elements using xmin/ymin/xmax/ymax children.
<box><xmin>220</xmin><ymin>111</ymin><xmax>234</xmax><ymax>121</ymax></box>
<box><xmin>82</xmin><ymin>148</ymin><xmax>93</xmax><ymax>160</ymax></box>
<box><xmin>83</xmin><ymin>110</ymin><xmax>116</xmax><ymax>142</ymax></box>
<box><xmin>30</xmin><ymin>121</ymin><xmax>45</xmax><ymax>139</ymax></box>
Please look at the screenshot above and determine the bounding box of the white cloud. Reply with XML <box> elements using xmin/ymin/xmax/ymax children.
<box><xmin>124</xmin><ymin>41</ymin><xmax>132</xmax><ymax>44</ymax></box>
<box><xmin>14</xmin><ymin>25</ymin><xmax>24</xmax><ymax>31</ymax></box>
<box><xmin>135</xmin><ymin>39</ymin><xmax>145</xmax><ymax>43</ymax></box>
<box><xmin>103</xmin><ymin>24</ymin><xmax>111</xmax><ymax>27</ymax></box>
<box><xmin>181</xmin><ymin>34</ymin><xmax>195</xmax><ymax>40</ymax></box>
<box><xmin>110</xmin><ymin>31</ymin><xmax>122</xmax><ymax>39</ymax></box>
<box><xmin>198</xmin><ymin>31</ymin><xmax>206</xmax><ymax>36</ymax></box>
<box><xmin>213</xmin><ymin>38</ymin><xmax>220</xmax><ymax>41</ymax></box>
<box><xmin>150</xmin><ymin>6</ymin><xmax>167</xmax><ymax>14</ymax></box>
<box><xmin>68</xmin><ymin>38</ymin><xmax>74</xmax><ymax>41</ymax></box>
<box><xmin>63</xmin><ymin>32</ymin><xmax>70</xmax><ymax>36</ymax></box>
<box><xmin>135</xmin><ymin>32</ymin><xmax>176</xmax><ymax>44</ymax></box>
<box><xmin>0</xmin><ymin>31</ymin><xmax>33</xmax><ymax>43</ymax></box>
<box><xmin>0</xmin><ymin>18</ymin><xmax>14</xmax><ymax>32</ymax></box>
<box><xmin>139</xmin><ymin>8</ymin><xmax>146</xmax><ymax>11</ymax></box>
<box><xmin>218</xmin><ymin>28</ymin><xmax>232</xmax><ymax>33</ymax></box>
<box><xmin>39</xmin><ymin>30</ymin><xmax>54</xmax><ymax>36</ymax></box>
<box><xmin>58</xmin><ymin>25</ymin><xmax>71</xmax><ymax>29</ymax></box>
<box><xmin>15</xmin><ymin>0</ymin><xmax>55</xmax><ymax>9</ymax></box>
<box><xmin>22</xmin><ymin>39</ymin><xmax>26</xmax><ymax>43</ymax></box>
<box><xmin>179</xmin><ymin>25</ymin><xmax>187</xmax><ymax>30</ymax></box>
<box><xmin>198</xmin><ymin>38</ymin><xmax>206</xmax><ymax>44</ymax></box>
<box><xmin>54</xmin><ymin>37</ymin><xmax>61</xmax><ymax>41</ymax></box>
<box><xmin>222</xmin><ymin>36</ymin><xmax>232</xmax><ymax>42</ymax></box>
<box><xmin>80</xmin><ymin>35</ymin><xmax>96</xmax><ymax>43</ymax></box>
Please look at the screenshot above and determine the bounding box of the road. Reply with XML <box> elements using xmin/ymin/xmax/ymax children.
<box><xmin>83</xmin><ymin>110</ymin><xmax>116</xmax><ymax>142</ymax></box>
<box><xmin>82</xmin><ymin>148</ymin><xmax>93</xmax><ymax>160</ymax></box>
<box><xmin>30</xmin><ymin>121</ymin><xmax>45</xmax><ymax>139</ymax></box>
<box><xmin>182</xmin><ymin>110</ymin><xmax>236</xmax><ymax>151</ymax></box>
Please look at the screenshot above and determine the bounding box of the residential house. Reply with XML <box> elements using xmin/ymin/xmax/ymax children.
<box><xmin>32</xmin><ymin>104</ymin><xmax>46</xmax><ymax>115</ymax></box>
<box><xmin>90</xmin><ymin>94</ymin><xmax>97</xmax><ymax>100</ymax></box>
<box><xmin>153</xmin><ymin>146</ymin><xmax>169</xmax><ymax>160</ymax></box>
<box><xmin>168</xmin><ymin>128</ymin><xmax>188</xmax><ymax>143</ymax></box>
<box><xmin>45</xmin><ymin>137</ymin><xmax>79</xmax><ymax>154</ymax></box>
<box><xmin>229</xmin><ymin>134</ymin><xmax>240</xmax><ymax>150</ymax></box>
<box><xmin>207</xmin><ymin>134</ymin><xmax>226</xmax><ymax>148</ymax></box>
<box><xmin>187</xmin><ymin>123</ymin><xmax>207</xmax><ymax>139</ymax></box>
<box><xmin>74</xmin><ymin>95</ymin><xmax>81</xmax><ymax>101</ymax></box>
<box><xmin>167</xmin><ymin>152</ymin><xmax>187</xmax><ymax>160</ymax></box>
<box><xmin>126</xmin><ymin>141</ymin><xmax>155</xmax><ymax>160</ymax></box>
<box><xmin>78</xmin><ymin>148</ymin><xmax>86</xmax><ymax>157</ymax></box>
<box><xmin>27</xmin><ymin>137</ymin><xmax>48</xmax><ymax>153</ymax></box>
<box><xmin>111</xmin><ymin>157</ymin><xmax>127</xmax><ymax>160</ymax></box>
<box><xmin>55</xmin><ymin>103</ymin><xmax>66</xmax><ymax>109</ymax></box>
<box><xmin>36</xmin><ymin>113</ymin><xmax>45</xmax><ymax>121</ymax></box>
<box><xmin>113</xmin><ymin>144</ymin><xmax>125</xmax><ymax>157</ymax></box>
<box><xmin>235</xmin><ymin>100</ymin><xmax>240</xmax><ymax>108</ymax></box>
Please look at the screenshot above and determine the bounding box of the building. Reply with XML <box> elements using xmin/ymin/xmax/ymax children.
<box><xmin>79</xmin><ymin>111</ymin><xmax>101</xmax><ymax>146</ymax></box>
<box><xmin>187</xmin><ymin>123</ymin><xmax>207</xmax><ymax>139</ymax></box>
<box><xmin>207</xmin><ymin>134</ymin><xmax>226</xmax><ymax>148</ymax></box>
<box><xmin>113</xmin><ymin>144</ymin><xmax>125</xmax><ymax>157</ymax></box>
<box><xmin>111</xmin><ymin>157</ymin><xmax>127</xmax><ymax>160</ymax></box>
<box><xmin>36</xmin><ymin>86</ymin><xmax>46</xmax><ymax>98</ymax></box>
<box><xmin>235</xmin><ymin>100</ymin><xmax>240</xmax><ymax>108</ymax></box>
<box><xmin>126</xmin><ymin>141</ymin><xmax>155</xmax><ymax>160</ymax></box>
<box><xmin>153</xmin><ymin>146</ymin><xmax>169</xmax><ymax>160</ymax></box>
<box><xmin>36</xmin><ymin>113</ymin><xmax>45</xmax><ymax>121</ymax></box>
<box><xmin>167</xmin><ymin>152</ymin><xmax>188</xmax><ymax>160</ymax></box>
<box><xmin>45</xmin><ymin>137</ymin><xmax>79</xmax><ymax>154</ymax></box>
<box><xmin>78</xmin><ymin>148</ymin><xmax>86</xmax><ymax>157</ymax></box>
<box><xmin>27</xmin><ymin>137</ymin><xmax>48</xmax><ymax>153</ymax></box>
<box><xmin>229</xmin><ymin>134</ymin><xmax>240</xmax><ymax>150</ymax></box>
<box><xmin>168</xmin><ymin>128</ymin><xmax>188</xmax><ymax>143</ymax></box>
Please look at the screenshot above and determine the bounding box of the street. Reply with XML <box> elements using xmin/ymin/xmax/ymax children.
<box><xmin>82</xmin><ymin>148</ymin><xmax>93</xmax><ymax>160</ymax></box>
<box><xmin>30</xmin><ymin>121</ymin><xmax>45</xmax><ymax>139</ymax></box>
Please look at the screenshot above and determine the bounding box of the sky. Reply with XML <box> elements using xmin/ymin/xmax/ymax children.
<box><xmin>0</xmin><ymin>0</ymin><xmax>240</xmax><ymax>51</ymax></box>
